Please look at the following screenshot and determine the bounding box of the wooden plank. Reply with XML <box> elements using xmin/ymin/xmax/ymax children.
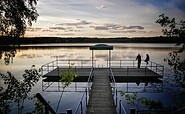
<box><xmin>86</xmin><ymin>68</ymin><xmax>116</xmax><ymax>114</ymax></box>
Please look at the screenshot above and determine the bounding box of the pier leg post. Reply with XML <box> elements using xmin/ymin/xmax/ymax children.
<box><xmin>119</xmin><ymin>100</ymin><xmax>121</xmax><ymax>114</ymax></box>
<box><xmin>116</xmin><ymin>88</ymin><xmax>117</xmax><ymax>107</ymax></box>
<box><xmin>80</xmin><ymin>101</ymin><xmax>83</xmax><ymax>114</ymax></box>
<box><xmin>86</xmin><ymin>88</ymin><xmax>87</xmax><ymax>107</ymax></box>
<box><xmin>67</xmin><ymin>109</ymin><xmax>72</xmax><ymax>114</ymax></box>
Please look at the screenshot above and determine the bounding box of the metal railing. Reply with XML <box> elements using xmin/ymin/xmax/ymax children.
<box><xmin>41</xmin><ymin>58</ymin><xmax>164</xmax><ymax>78</ymax></box>
<box><xmin>74</xmin><ymin>67</ymin><xmax>94</xmax><ymax>114</ymax></box>
<box><xmin>41</xmin><ymin>58</ymin><xmax>96</xmax><ymax>76</ymax></box>
<box><xmin>109</xmin><ymin>67</ymin><xmax>127</xmax><ymax>114</ymax></box>
<box><xmin>108</xmin><ymin>60</ymin><xmax>164</xmax><ymax>77</ymax></box>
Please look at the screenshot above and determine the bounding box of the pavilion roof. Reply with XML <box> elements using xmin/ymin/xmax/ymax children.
<box><xmin>89</xmin><ymin>44</ymin><xmax>113</xmax><ymax>50</ymax></box>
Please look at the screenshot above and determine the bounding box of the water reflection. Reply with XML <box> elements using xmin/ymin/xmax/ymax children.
<box><xmin>0</xmin><ymin>46</ymin><xmax>17</xmax><ymax>65</ymax></box>
<box><xmin>0</xmin><ymin>43</ymin><xmax>184</xmax><ymax>113</ymax></box>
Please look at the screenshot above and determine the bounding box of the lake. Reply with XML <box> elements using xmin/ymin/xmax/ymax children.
<box><xmin>0</xmin><ymin>43</ymin><xmax>184</xmax><ymax>113</ymax></box>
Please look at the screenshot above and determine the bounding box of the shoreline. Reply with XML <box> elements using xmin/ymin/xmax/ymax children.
<box><xmin>0</xmin><ymin>36</ymin><xmax>184</xmax><ymax>45</ymax></box>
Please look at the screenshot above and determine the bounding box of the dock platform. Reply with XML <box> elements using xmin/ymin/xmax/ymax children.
<box><xmin>42</xmin><ymin>67</ymin><xmax>163</xmax><ymax>83</ymax></box>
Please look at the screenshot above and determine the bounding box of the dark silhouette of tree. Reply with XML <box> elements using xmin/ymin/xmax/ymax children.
<box><xmin>156</xmin><ymin>14</ymin><xmax>185</xmax><ymax>87</ymax></box>
<box><xmin>0</xmin><ymin>65</ymin><xmax>41</xmax><ymax>114</ymax></box>
<box><xmin>0</xmin><ymin>0</ymin><xmax>39</xmax><ymax>37</ymax></box>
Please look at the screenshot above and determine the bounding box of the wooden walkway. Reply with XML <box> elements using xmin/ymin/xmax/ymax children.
<box><xmin>86</xmin><ymin>68</ymin><xmax>116</xmax><ymax>114</ymax></box>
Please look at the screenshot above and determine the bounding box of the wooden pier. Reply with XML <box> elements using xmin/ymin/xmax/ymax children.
<box><xmin>41</xmin><ymin>59</ymin><xmax>164</xmax><ymax>113</ymax></box>
<box><xmin>86</xmin><ymin>68</ymin><xmax>116</xmax><ymax>114</ymax></box>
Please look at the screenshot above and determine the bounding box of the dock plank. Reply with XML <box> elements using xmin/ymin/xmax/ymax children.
<box><xmin>86</xmin><ymin>68</ymin><xmax>116</xmax><ymax>114</ymax></box>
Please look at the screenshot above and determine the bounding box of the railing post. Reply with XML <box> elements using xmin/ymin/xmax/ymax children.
<box><xmin>52</xmin><ymin>62</ymin><xmax>54</xmax><ymax>70</ymax></box>
<box><xmin>56</xmin><ymin>56</ymin><xmax>58</xmax><ymax>67</ymax></box>
<box><xmin>156</xmin><ymin>64</ymin><xmax>157</xmax><ymax>73</ymax></box>
<box><xmin>127</xmin><ymin>66</ymin><xmax>129</xmax><ymax>76</ymax></box>
<box><xmin>47</xmin><ymin>63</ymin><xmax>49</xmax><ymax>73</ymax></box>
<box><xmin>130</xmin><ymin>108</ymin><xmax>136</xmax><ymax>114</ymax></box>
<box><xmin>86</xmin><ymin>88</ymin><xmax>87</xmax><ymax>107</ymax></box>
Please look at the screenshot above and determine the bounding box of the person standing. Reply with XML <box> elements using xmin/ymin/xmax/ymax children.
<box><xmin>145</xmin><ymin>54</ymin><xmax>150</xmax><ymax>65</ymax></box>
<box><xmin>136</xmin><ymin>54</ymin><xmax>141</xmax><ymax>68</ymax></box>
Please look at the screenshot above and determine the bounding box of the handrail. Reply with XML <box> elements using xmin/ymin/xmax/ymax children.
<box><xmin>35</xmin><ymin>93</ymin><xmax>56</xmax><ymax>114</ymax></box>
<box><xmin>41</xmin><ymin>59</ymin><xmax>96</xmax><ymax>76</ymax></box>
<box><xmin>41</xmin><ymin>59</ymin><xmax>164</xmax><ymax>78</ymax></box>
<box><xmin>74</xmin><ymin>67</ymin><xmax>94</xmax><ymax>114</ymax></box>
<box><xmin>109</xmin><ymin>60</ymin><xmax>164</xmax><ymax>77</ymax></box>
<box><xmin>109</xmin><ymin>67</ymin><xmax>127</xmax><ymax>114</ymax></box>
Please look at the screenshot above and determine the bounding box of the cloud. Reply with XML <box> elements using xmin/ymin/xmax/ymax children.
<box><xmin>26</xmin><ymin>27</ymin><xmax>42</xmax><ymax>32</ymax></box>
<box><xmin>49</xmin><ymin>27</ymin><xmax>65</xmax><ymax>30</ymax></box>
<box><xmin>56</xmin><ymin>20</ymin><xmax>93</xmax><ymax>26</ymax></box>
<box><xmin>124</xmin><ymin>26</ymin><xmax>144</xmax><ymax>30</ymax></box>
<box><xmin>94</xmin><ymin>26</ymin><xmax>108</xmax><ymax>30</ymax></box>
<box><xmin>110</xmin><ymin>30</ymin><xmax>137</xmax><ymax>33</ymax></box>
<box><xmin>96</xmin><ymin>5</ymin><xmax>106</xmax><ymax>9</ymax></box>
<box><xmin>56</xmin><ymin>33</ymin><xmax>75</xmax><ymax>36</ymax></box>
<box><xmin>92</xmin><ymin>23</ymin><xmax>144</xmax><ymax>31</ymax></box>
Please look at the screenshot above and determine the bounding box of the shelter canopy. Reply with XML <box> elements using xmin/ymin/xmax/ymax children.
<box><xmin>90</xmin><ymin>44</ymin><xmax>113</xmax><ymax>50</ymax></box>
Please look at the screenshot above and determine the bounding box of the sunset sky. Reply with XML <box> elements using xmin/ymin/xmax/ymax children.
<box><xmin>25</xmin><ymin>0</ymin><xmax>185</xmax><ymax>38</ymax></box>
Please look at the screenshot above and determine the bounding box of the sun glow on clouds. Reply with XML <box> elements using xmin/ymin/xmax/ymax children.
<box><xmin>25</xmin><ymin>0</ymin><xmax>185</xmax><ymax>38</ymax></box>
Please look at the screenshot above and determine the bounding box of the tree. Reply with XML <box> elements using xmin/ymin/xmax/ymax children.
<box><xmin>0</xmin><ymin>65</ymin><xmax>41</xmax><ymax>114</ymax></box>
<box><xmin>0</xmin><ymin>0</ymin><xmax>39</xmax><ymax>37</ymax></box>
<box><xmin>119</xmin><ymin>92</ymin><xmax>164</xmax><ymax>110</ymax></box>
<box><xmin>55</xmin><ymin>63</ymin><xmax>78</xmax><ymax>113</ymax></box>
<box><xmin>156</xmin><ymin>14</ymin><xmax>185</xmax><ymax>87</ymax></box>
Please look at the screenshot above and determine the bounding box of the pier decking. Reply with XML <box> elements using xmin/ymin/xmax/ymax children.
<box><xmin>86</xmin><ymin>68</ymin><xmax>116</xmax><ymax>114</ymax></box>
<box><xmin>42</xmin><ymin>67</ymin><xmax>163</xmax><ymax>83</ymax></box>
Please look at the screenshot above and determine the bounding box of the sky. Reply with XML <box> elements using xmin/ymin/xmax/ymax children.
<box><xmin>25</xmin><ymin>0</ymin><xmax>185</xmax><ymax>38</ymax></box>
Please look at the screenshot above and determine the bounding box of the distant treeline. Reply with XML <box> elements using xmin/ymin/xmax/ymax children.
<box><xmin>0</xmin><ymin>36</ymin><xmax>184</xmax><ymax>45</ymax></box>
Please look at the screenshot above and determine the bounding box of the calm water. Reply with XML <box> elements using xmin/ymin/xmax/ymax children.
<box><xmin>0</xmin><ymin>43</ymin><xmax>184</xmax><ymax>113</ymax></box>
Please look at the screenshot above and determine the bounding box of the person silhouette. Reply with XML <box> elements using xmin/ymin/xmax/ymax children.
<box><xmin>136</xmin><ymin>54</ymin><xmax>141</xmax><ymax>68</ymax></box>
<box><xmin>144</xmin><ymin>54</ymin><xmax>150</xmax><ymax>65</ymax></box>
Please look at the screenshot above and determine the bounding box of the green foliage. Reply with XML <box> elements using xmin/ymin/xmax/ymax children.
<box><xmin>0</xmin><ymin>0</ymin><xmax>39</xmax><ymax>37</ymax></box>
<box><xmin>119</xmin><ymin>91</ymin><xmax>164</xmax><ymax>110</ymax></box>
<box><xmin>164</xmin><ymin>52</ymin><xmax>185</xmax><ymax>86</ymax></box>
<box><xmin>156</xmin><ymin>14</ymin><xmax>185</xmax><ymax>87</ymax></box>
<box><xmin>0</xmin><ymin>65</ymin><xmax>41</xmax><ymax>113</ymax></box>
<box><xmin>60</xmin><ymin>63</ymin><xmax>78</xmax><ymax>88</ymax></box>
<box><xmin>140</xmin><ymin>98</ymin><xmax>164</xmax><ymax>109</ymax></box>
<box><xmin>32</xmin><ymin>95</ymin><xmax>45</xmax><ymax>114</ymax></box>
